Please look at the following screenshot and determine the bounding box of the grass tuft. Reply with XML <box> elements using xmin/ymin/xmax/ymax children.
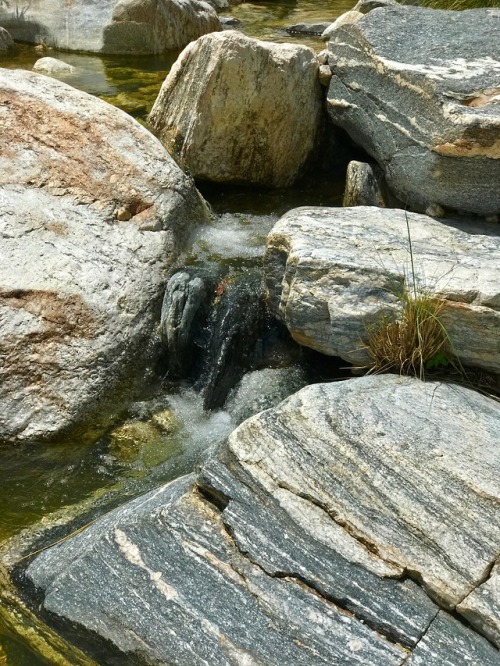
<box><xmin>420</xmin><ymin>0</ymin><xmax>499</xmax><ymax>10</ymax></box>
<box><xmin>365</xmin><ymin>287</ymin><xmax>453</xmax><ymax>379</ymax></box>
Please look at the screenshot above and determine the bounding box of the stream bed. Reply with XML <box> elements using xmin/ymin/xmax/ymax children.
<box><xmin>0</xmin><ymin>2</ymin><xmax>353</xmax><ymax>663</ymax></box>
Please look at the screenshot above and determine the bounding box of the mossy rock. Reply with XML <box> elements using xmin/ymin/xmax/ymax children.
<box><xmin>109</xmin><ymin>409</ymin><xmax>182</xmax><ymax>468</ymax></box>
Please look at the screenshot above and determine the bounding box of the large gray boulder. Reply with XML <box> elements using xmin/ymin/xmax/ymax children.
<box><xmin>148</xmin><ymin>30</ymin><xmax>323</xmax><ymax>187</ymax></box>
<box><xmin>0</xmin><ymin>0</ymin><xmax>221</xmax><ymax>54</ymax></box>
<box><xmin>326</xmin><ymin>6</ymin><xmax>500</xmax><ymax>216</ymax></box>
<box><xmin>264</xmin><ymin>206</ymin><xmax>500</xmax><ymax>372</ymax></box>
<box><xmin>0</xmin><ymin>69</ymin><xmax>209</xmax><ymax>444</ymax></box>
<box><xmin>25</xmin><ymin>375</ymin><xmax>500</xmax><ymax>663</ymax></box>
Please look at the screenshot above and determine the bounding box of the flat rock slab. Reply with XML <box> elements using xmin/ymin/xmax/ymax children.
<box><xmin>25</xmin><ymin>376</ymin><xmax>500</xmax><ymax>663</ymax></box>
<box><xmin>0</xmin><ymin>69</ymin><xmax>208</xmax><ymax>443</ymax></box>
<box><xmin>264</xmin><ymin>206</ymin><xmax>500</xmax><ymax>372</ymax></box>
<box><xmin>326</xmin><ymin>6</ymin><xmax>500</xmax><ymax>216</ymax></box>
<box><xmin>26</xmin><ymin>476</ymin><xmax>410</xmax><ymax>666</ymax></box>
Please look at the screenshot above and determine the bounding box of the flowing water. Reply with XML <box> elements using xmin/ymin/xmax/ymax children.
<box><xmin>0</xmin><ymin>2</ymin><xmax>352</xmax><ymax>662</ymax></box>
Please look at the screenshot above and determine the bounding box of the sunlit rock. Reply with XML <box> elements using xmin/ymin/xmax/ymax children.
<box><xmin>33</xmin><ymin>56</ymin><xmax>74</xmax><ymax>74</ymax></box>
<box><xmin>0</xmin><ymin>0</ymin><xmax>221</xmax><ymax>54</ymax></box>
<box><xmin>0</xmin><ymin>69</ymin><xmax>209</xmax><ymax>444</ymax></box>
<box><xmin>148</xmin><ymin>30</ymin><xmax>323</xmax><ymax>187</ymax></box>
<box><xmin>327</xmin><ymin>6</ymin><xmax>500</xmax><ymax>215</ymax></box>
<box><xmin>264</xmin><ymin>206</ymin><xmax>500</xmax><ymax>372</ymax></box>
<box><xmin>24</xmin><ymin>375</ymin><xmax>500</xmax><ymax>664</ymax></box>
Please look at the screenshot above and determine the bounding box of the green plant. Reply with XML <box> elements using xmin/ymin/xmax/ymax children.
<box><xmin>364</xmin><ymin>213</ymin><xmax>458</xmax><ymax>380</ymax></box>
<box><xmin>365</xmin><ymin>287</ymin><xmax>452</xmax><ymax>378</ymax></box>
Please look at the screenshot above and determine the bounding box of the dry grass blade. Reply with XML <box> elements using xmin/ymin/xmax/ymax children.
<box><xmin>365</xmin><ymin>290</ymin><xmax>451</xmax><ymax>379</ymax></box>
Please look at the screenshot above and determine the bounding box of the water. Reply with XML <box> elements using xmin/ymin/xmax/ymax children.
<box><xmin>0</xmin><ymin>1</ymin><xmax>351</xmax><ymax>662</ymax></box>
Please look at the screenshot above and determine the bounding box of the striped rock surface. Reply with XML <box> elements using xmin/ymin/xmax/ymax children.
<box><xmin>25</xmin><ymin>376</ymin><xmax>500</xmax><ymax>663</ymax></box>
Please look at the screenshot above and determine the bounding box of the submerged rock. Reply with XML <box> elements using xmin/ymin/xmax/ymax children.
<box><xmin>148</xmin><ymin>30</ymin><xmax>323</xmax><ymax>187</ymax></box>
<box><xmin>327</xmin><ymin>6</ymin><xmax>500</xmax><ymax>216</ymax></box>
<box><xmin>33</xmin><ymin>57</ymin><xmax>74</xmax><ymax>74</ymax></box>
<box><xmin>286</xmin><ymin>22</ymin><xmax>332</xmax><ymax>36</ymax></box>
<box><xmin>264</xmin><ymin>206</ymin><xmax>500</xmax><ymax>372</ymax></box>
<box><xmin>24</xmin><ymin>376</ymin><xmax>500</xmax><ymax>664</ymax></box>
<box><xmin>0</xmin><ymin>69</ymin><xmax>209</xmax><ymax>444</ymax></box>
<box><xmin>0</xmin><ymin>0</ymin><xmax>221</xmax><ymax>54</ymax></box>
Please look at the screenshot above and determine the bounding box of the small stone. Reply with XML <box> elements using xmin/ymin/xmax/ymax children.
<box><xmin>33</xmin><ymin>57</ymin><xmax>74</xmax><ymax>75</ymax></box>
<box><xmin>425</xmin><ymin>203</ymin><xmax>445</xmax><ymax>218</ymax></box>
<box><xmin>317</xmin><ymin>49</ymin><xmax>329</xmax><ymax>65</ymax></box>
<box><xmin>115</xmin><ymin>206</ymin><xmax>132</xmax><ymax>221</ymax></box>
<box><xmin>319</xmin><ymin>65</ymin><xmax>333</xmax><ymax>87</ymax></box>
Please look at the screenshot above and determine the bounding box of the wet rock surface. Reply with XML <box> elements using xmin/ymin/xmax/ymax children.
<box><xmin>160</xmin><ymin>265</ymin><xmax>228</xmax><ymax>379</ymax></box>
<box><xmin>264</xmin><ymin>206</ymin><xmax>500</xmax><ymax>372</ymax></box>
<box><xmin>326</xmin><ymin>6</ymin><xmax>500</xmax><ymax>215</ymax></box>
<box><xmin>0</xmin><ymin>69</ymin><xmax>209</xmax><ymax>444</ymax></box>
<box><xmin>24</xmin><ymin>375</ymin><xmax>500</xmax><ymax>664</ymax></box>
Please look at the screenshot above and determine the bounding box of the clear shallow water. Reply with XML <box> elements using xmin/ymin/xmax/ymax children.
<box><xmin>0</xmin><ymin>1</ymin><xmax>352</xmax><ymax>120</ymax></box>
<box><xmin>0</xmin><ymin>1</ymin><xmax>351</xmax><ymax>662</ymax></box>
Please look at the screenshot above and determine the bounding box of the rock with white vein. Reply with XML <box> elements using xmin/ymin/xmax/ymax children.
<box><xmin>326</xmin><ymin>6</ymin><xmax>500</xmax><ymax>216</ymax></box>
<box><xmin>264</xmin><ymin>206</ymin><xmax>500</xmax><ymax>373</ymax></box>
<box><xmin>25</xmin><ymin>375</ymin><xmax>500</xmax><ymax>663</ymax></box>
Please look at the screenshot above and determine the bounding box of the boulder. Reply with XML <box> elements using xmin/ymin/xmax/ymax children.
<box><xmin>0</xmin><ymin>69</ymin><xmax>209</xmax><ymax>444</ymax></box>
<box><xmin>25</xmin><ymin>375</ymin><xmax>500</xmax><ymax>664</ymax></box>
<box><xmin>343</xmin><ymin>160</ymin><xmax>386</xmax><ymax>207</ymax></box>
<box><xmin>32</xmin><ymin>57</ymin><xmax>74</xmax><ymax>74</ymax></box>
<box><xmin>0</xmin><ymin>0</ymin><xmax>221</xmax><ymax>54</ymax></box>
<box><xmin>264</xmin><ymin>206</ymin><xmax>500</xmax><ymax>372</ymax></box>
<box><xmin>326</xmin><ymin>6</ymin><xmax>500</xmax><ymax>216</ymax></box>
<box><xmin>148</xmin><ymin>30</ymin><xmax>323</xmax><ymax>187</ymax></box>
<box><xmin>321</xmin><ymin>10</ymin><xmax>363</xmax><ymax>40</ymax></box>
<box><xmin>0</xmin><ymin>25</ymin><xmax>13</xmax><ymax>51</ymax></box>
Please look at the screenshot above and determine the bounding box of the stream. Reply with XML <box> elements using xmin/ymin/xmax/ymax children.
<box><xmin>0</xmin><ymin>2</ymin><xmax>354</xmax><ymax>663</ymax></box>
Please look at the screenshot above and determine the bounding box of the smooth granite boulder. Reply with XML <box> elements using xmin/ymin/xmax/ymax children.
<box><xmin>25</xmin><ymin>376</ymin><xmax>500</xmax><ymax>664</ymax></box>
<box><xmin>0</xmin><ymin>0</ymin><xmax>221</xmax><ymax>54</ymax></box>
<box><xmin>264</xmin><ymin>206</ymin><xmax>500</xmax><ymax>372</ymax></box>
<box><xmin>148</xmin><ymin>30</ymin><xmax>323</xmax><ymax>187</ymax></box>
<box><xmin>0</xmin><ymin>69</ymin><xmax>209</xmax><ymax>444</ymax></box>
<box><xmin>326</xmin><ymin>6</ymin><xmax>500</xmax><ymax>216</ymax></box>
